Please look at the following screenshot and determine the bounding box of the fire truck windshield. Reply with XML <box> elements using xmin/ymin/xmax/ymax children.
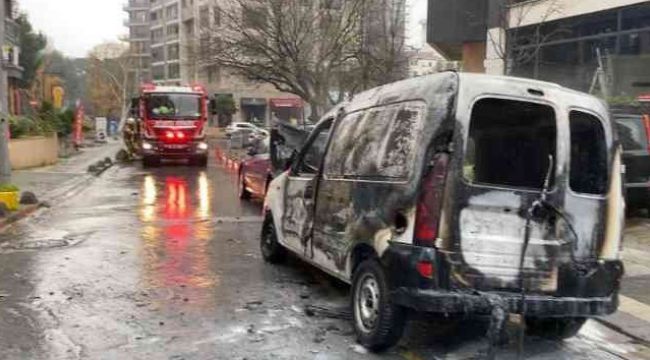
<box><xmin>145</xmin><ymin>94</ymin><xmax>202</xmax><ymax>119</ymax></box>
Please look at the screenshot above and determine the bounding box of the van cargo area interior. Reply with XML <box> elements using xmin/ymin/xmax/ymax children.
<box><xmin>465</xmin><ymin>99</ymin><xmax>557</xmax><ymax>189</ymax></box>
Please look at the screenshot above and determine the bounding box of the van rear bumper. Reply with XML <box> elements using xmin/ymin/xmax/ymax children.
<box><xmin>392</xmin><ymin>288</ymin><xmax>618</xmax><ymax>317</ymax></box>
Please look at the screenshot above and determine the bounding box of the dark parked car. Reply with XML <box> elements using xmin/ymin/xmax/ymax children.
<box><xmin>613</xmin><ymin>112</ymin><xmax>650</xmax><ymax>214</ymax></box>
<box><xmin>261</xmin><ymin>73</ymin><xmax>625</xmax><ymax>351</ymax></box>
<box><xmin>239</xmin><ymin>139</ymin><xmax>272</xmax><ymax>200</ymax></box>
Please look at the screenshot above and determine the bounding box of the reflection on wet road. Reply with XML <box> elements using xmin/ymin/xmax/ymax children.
<box><xmin>0</xmin><ymin>159</ymin><xmax>648</xmax><ymax>359</ymax></box>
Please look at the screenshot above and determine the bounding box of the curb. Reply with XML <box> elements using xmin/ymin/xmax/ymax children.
<box><xmin>0</xmin><ymin>203</ymin><xmax>44</xmax><ymax>231</ymax></box>
<box><xmin>594</xmin><ymin>317</ymin><xmax>650</xmax><ymax>347</ymax></box>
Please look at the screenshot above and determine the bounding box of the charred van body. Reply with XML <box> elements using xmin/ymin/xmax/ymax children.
<box><xmin>262</xmin><ymin>72</ymin><xmax>626</xmax><ymax>351</ymax></box>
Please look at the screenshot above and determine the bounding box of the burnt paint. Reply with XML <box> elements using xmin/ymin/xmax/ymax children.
<box><xmin>274</xmin><ymin>72</ymin><xmax>623</xmax><ymax>317</ymax></box>
<box><xmin>442</xmin><ymin>75</ymin><xmax>624</xmax><ymax>302</ymax></box>
<box><xmin>308</xmin><ymin>73</ymin><xmax>460</xmax><ymax>278</ymax></box>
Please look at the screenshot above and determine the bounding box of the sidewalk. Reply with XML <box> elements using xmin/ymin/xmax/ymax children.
<box><xmin>10</xmin><ymin>140</ymin><xmax>123</xmax><ymax>203</ymax></box>
<box><xmin>597</xmin><ymin>219</ymin><xmax>650</xmax><ymax>344</ymax></box>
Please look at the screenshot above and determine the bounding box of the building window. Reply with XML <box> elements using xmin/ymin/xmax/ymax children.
<box><xmin>207</xmin><ymin>65</ymin><xmax>220</xmax><ymax>84</ymax></box>
<box><xmin>168</xmin><ymin>44</ymin><xmax>180</xmax><ymax>60</ymax></box>
<box><xmin>152</xmin><ymin>47</ymin><xmax>164</xmax><ymax>63</ymax></box>
<box><xmin>199</xmin><ymin>6</ymin><xmax>210</xmax><ymax>28</ymax></box>
<box><xmin>168</xmin><ymin>63</ymin><xmax>181</xmax><ymax>79</ymax></box>
<box><xmin>213</xmin><ymin>6</ymin><xmax>221</xmax><ymax>26</ymax></box>
<box><xmin>151</xmin><ymin>28</ymin><xmax>164</xmax><ymax>44</ymax></box>
<box><xmin>167</xmin><ymin>24</ymin><xmax>179</xmax><ymax>39</ymax></box>
<box><xmin>153</xmin><ymin>65</ymin><xmax>165</xmax><ymax>80</ymax></box>
<box><xmin>166</xmin><ymin>4</ymin><xmax>179</xmax><ymax>20</ymax></box>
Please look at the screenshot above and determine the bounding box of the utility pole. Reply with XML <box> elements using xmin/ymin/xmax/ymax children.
<box><xmin>0</xmin><ymin>1</ymin><xmax>12</xmax><ymax>184</ymax></box>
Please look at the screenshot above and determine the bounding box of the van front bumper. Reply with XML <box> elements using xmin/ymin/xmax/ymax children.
<box><xmin>392</xmin><ymin>288</ymin><xmax>618</xmax><ymax>317</ymax></box>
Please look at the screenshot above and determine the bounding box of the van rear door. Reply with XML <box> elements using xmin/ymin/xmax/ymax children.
<box><xmin>446</xmin><ymin>98</ymin><xmax>564</xmax><ymax>293</ymax></box>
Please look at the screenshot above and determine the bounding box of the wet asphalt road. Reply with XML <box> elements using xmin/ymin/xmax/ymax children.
<box><xmin>1</xmin><ymin>155</ymin><xmax>649</xmax><ymax>360</ymax></box>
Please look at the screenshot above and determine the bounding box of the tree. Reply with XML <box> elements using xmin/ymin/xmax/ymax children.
<box><xmin>486</xmin><ymin>0</ymin><xmax>564</xmax><ymax>75</ymax></box>
<box><xmin>85</xmin><ymin>42</ymin><xmax>134</xmax><ymax>123</ymax></box>
<box><xmin>46</xmin><ymin>51</ymin><xmax>87</xmax><ymax>108</ymax></box>
<box><xmin>213</xmin><ymin>94</ymin><xmax>238</xmax><ymax>127</ymax></box>
<box><xmin>197</xmin><ymin>0</ymin><xmax>408</xmax><ymax>120</ymax></box>
<box><xmin>15</xmin><ymin>13</ymin><xmax>47</xmax><ymax>88</ymax></box>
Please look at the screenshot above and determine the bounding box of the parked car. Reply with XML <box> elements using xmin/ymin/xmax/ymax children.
<box><xmin>260</xmin><ymin>73</ymin><xmax>625</xmax><ymax>351</ymax></box>
<box><xmin>613</xmin><ymin>111</ymin><xmax>650</xmax><ymax>214</ymax></box>
<box><xmin>248</xmin><ymin>128</ymin><xmax>270</xmax><ymax>145</ymax></box>
<box><xmin>225</xmin><ymin>122</ymin><xmax>259</xmax><ymax>138</ymax></box>
<box><xmin>239</xmin><ymin>138</ymin><xmax>272</xmax><ymax>200</ymax></box>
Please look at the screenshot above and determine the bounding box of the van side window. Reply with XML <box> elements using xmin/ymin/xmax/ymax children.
<box><xmin>325</xmin><ymin>102</ymin><xmax>426</xmax><ymax>180</ymax></box>
<box><xmin>298</xmin><ymin>124</ymin><xmax>331</xmax><ymax>175</ymax></box>
<box><xmin>464</xmin><ymin>99</ymin><xmax>557</xmax><ymax>189</ymax></box>
<box><xmin>570</xmin><ymin>111</ymin><xmax>608</xmax><ymax>195</ymax></box>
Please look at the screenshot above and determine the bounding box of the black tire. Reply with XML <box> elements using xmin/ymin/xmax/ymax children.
<box><xmin>352</xmin><ymin>259</ymin><xmax>406</xmax><ymax>352</ymax></box>
<box><xmin>260</xmin><ymin>213</ymin><xmax>286</xmax><ymax>263</ymax></box>
<box><xmin>526</xmin><ymin>317</ymin><xmax>586</xmax><ymax>340</ymax></box>
<box><xmin>238</xmin><ymin>171</ymin><xmax>251</xmax><ymax>200</ymax></box>
<box><xmin>143</xmin><ymin>156</ymin><xmax>160</xmax><ymax>168</ymax></box>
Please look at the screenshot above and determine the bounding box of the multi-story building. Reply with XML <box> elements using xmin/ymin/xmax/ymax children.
<box><xmin>407</xmin><ymin>45</ymin><xmax>460</xmax><ymax>78</ymax></box>
<box><xmin>2</xmin><ymin>0</ymin><xmax>23</xmax><ymax>115</ymax></box>
<box><xmin>427</xmin><ymin>0</ymin><xmax>650</xmax><ymax>98</ymax></box>
<box><xmin>191</xmin><ymin>0</ymin><xmax>304</xmax><ymax>125</ymax></box>
<box><xmin>124</xmin><ymin>0</ymin><xmax>152</xmax><ymax>83</ymax></box>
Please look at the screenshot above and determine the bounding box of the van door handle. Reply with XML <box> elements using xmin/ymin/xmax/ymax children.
<box><xmin>304</xmin><ymin>186</ymin><xmax>314</xmax><ymax>198</ymax></box>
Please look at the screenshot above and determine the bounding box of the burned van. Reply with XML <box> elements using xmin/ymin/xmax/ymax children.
<box><xmin>261</xmin><ymin>72</ymin><xmax>625</xmax><ymax>351</ymax></box>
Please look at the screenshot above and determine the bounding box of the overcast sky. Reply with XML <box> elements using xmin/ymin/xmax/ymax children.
<box><xmin>17</xmin><ymin>0</ymin><xmax>428</xmax><ymax>58</ymax></box>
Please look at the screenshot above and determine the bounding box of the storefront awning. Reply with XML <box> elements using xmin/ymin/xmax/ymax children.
<box><xmin>270</xmin><ymin>98</ymin><xmax>303</xmax><ymax>108</ymax></box>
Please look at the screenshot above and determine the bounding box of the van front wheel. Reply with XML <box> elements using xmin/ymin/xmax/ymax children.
<box><xmin>260</xmin><ymin>214</ymin><xmax>286</xmax><ymax>264</ymax></box>
<box><xmin>526</xmin><ymin>317</ymin><xmax>586</xmax><ymax>340</ymax></box>
<box><xmin>352</xmin><ymin>260</ymin><xmax>406</xmax><ymax>352</ymax></box>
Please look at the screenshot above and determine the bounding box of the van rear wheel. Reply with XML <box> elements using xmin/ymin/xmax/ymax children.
<box><xmin>526</xmin><ymin>317</ymin><xmax>586</xmax><ymax>340</ymax></box>
<box><xmin>352</xmin><ymin>260</ymin><xmax>406</xmax><ymax>352</ymax></box>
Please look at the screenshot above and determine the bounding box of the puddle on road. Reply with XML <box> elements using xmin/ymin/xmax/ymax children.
<box><xmin>0</xmin><ymin>230</ymin><xmax>91</xmax><ymax>253</ymax></box>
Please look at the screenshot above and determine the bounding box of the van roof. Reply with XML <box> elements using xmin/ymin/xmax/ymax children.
<box><xmin>340</xmin><ymin>72</ymin><xmax>607</xmax><ymax>117</ymax></box>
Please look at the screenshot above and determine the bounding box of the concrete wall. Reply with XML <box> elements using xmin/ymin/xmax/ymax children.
<box><xmin>9</xmin><ymin>135</ymin><xmax>59</xmax><ymax>170</ymax></box>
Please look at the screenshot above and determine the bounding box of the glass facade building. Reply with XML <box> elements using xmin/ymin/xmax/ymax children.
<box><xmin>510</xmin><ymin>3</ymin><xmax>650</xmax><ymax>98</ymax></box>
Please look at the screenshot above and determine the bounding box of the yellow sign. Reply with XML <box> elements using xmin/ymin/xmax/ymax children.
<box><xmin>52</xmin><ymin>86</ymin><xmax>65</xmax><ymax>109</ymax></box>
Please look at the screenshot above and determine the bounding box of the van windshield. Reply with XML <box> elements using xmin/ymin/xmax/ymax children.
<box><xmin>464</xmin><ymin>99</ymin><xmax>557</xmax><ymax>190</ymax></box>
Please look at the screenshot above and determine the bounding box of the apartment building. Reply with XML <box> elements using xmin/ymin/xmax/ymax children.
<box><xmin>427</xmin><ymin>0</ymin><xmax>650</xmax><ymax>98</ymax></box>
<box><xmin>124</xmin><ymin>0</ymin><xmax>152</xmax><ymax>83</ymax></box>
<box><xmin>124</xmin><ymin>0</ymin><xmax>302</xmax><ymax>124</ymax></box>
<box><xmin>2</xmin><ymin>0</ymin><xmax>22</xmax><ymax>115</ymax></box>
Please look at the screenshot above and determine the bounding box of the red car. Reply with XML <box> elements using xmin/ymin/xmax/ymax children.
<box><xmin>239</xmin><ymin>139</ymin><xmax>273</xmax><ymax>200</ymax></box>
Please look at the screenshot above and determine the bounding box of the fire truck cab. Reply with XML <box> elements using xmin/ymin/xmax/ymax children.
<box><xmin>135</xmin><ymin>83</ymin><xmax>210</xmax><ymax>167</ymax></box>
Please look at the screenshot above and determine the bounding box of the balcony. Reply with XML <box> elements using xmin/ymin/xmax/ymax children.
<box><xmin>124</xmin><ymin>18</ymin><xmax>149</xmax><ymax>26</ymax></box>
<box><xmin>5</xmin><ymin>18</ymin><xmax>19</xmax><ymax>45</ymax></box>
<box><xmin>123</xmin><ymin>0</ymin><xmax>149</xmax><ymax>11</ymax></box>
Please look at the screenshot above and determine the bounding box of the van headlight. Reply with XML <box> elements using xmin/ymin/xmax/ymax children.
<box><xmin>142</xmin><ymin>142</ymin><xmax>153</xmax><ymax>150</ymax></box>
<box><xmin>197</xmin><ymin>142</ymin><xmax>209</xmax><ymax>151</ymax></box>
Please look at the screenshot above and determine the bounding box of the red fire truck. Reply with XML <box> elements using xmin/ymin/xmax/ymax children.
<box><xmin>132</xmin><ymin>83</ymin><xmax>210</xmax><ymax>167</ymax></box>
